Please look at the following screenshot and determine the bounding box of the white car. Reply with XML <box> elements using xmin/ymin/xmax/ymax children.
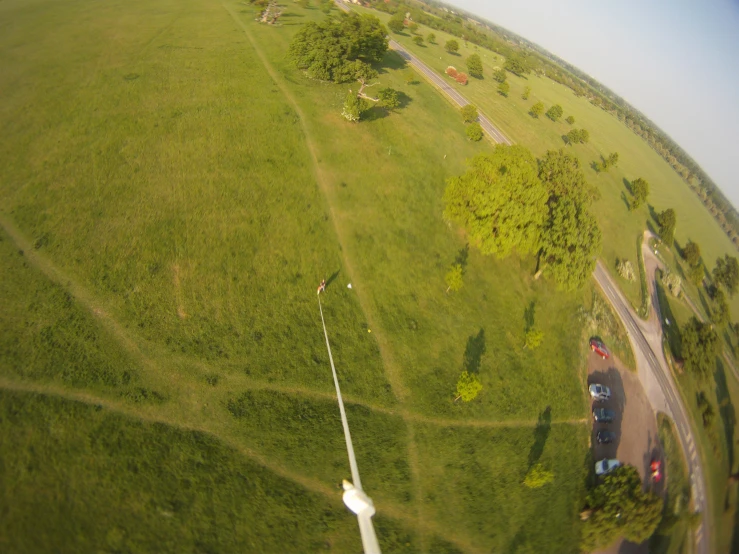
<box><xmin>589</xmin><ymin>384</ymin><xmax>611</xmax><ymax>401</ymax></box>
<box><xmin>595</xmin><ymin>459</ymin><xmax>621</xmax><ymax>476</ymax></box>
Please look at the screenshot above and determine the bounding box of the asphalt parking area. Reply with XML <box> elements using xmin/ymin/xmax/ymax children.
<box><xmin>588</xmin><ymin>351</ymin><xmax>663</xmax><ymax>554</ymax></box>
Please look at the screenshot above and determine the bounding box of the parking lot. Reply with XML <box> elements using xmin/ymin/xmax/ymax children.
<box><xmin>588</xmin><ymin>350</ymin><xmax>663</xmax><ymax>554</ymax></box>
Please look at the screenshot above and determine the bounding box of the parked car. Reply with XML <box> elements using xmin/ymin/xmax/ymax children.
<box><xmin>592</xmin><ymin>407</ymin><xmax>616</xmax><ymax>423</ymax></box>
<box><xmin>590</xmin><ymin>338</ymin><xmax>610</xmax><ymax>359</ymax></box>
<box><xmin>589</xmin><ymin>383</ymin><xmax>611</xmax><ymax>401</ymax></box>
<box><xmin>595</xmin><ymin>458</ymin><xmax>621</xmax><ymax>475</ymax></box>
<box><xmin>650</xmin><ymin>459</ymin><xmax>662</xmax><ymax>482</ymax></box>
<box><xmin>596</xmin><ymin>430</ymin><xmax>615</xmax><ymax>444</ymax></box>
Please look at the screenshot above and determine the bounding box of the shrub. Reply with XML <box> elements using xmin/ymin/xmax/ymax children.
<box><xmin>445</xmin><ymin>66</ymin><xmax>458</xmax><ymax>78</ymax></box>
<box><xmin>524</xmin><ymin>464</ymin><xmax>554</xmax><ymax>488</ymax></box>
<box><xmin>662</xmin><ymin>271</ymin><xmax>681</xmax><ymax>297</ymax></box>
<box><xmin>465</xmin><ymin>122</ymin><xmax>483</xmax><ymax>141</ymax></box>
<box><xmin>455</xmin><ymin>72</ymin><xmax>468</xmax><ymax>85</ymax></box>
<box><xmin>460</xmin><ymin>104</ymin><xmax>478</xmax><ymax>123</ymax></box>
<box><xmin>616</xmin><ymin>259</ymin><xmax>636</xmax><ymax>282</ymax></box>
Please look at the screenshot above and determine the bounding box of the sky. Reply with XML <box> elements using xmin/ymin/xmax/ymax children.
<box><xmin>448</xmin><ymin>0</ymin><xmax>739</xmax><ymax>209</ymax></box>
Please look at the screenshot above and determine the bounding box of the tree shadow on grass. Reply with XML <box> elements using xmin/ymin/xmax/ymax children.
<box><xmin>326</xmin><ymin>270</ymin><xmax>340</xmax><ymax>288</ymax></box>
<box><xmin>698</xmin><ymin>289</ymin><xmax>711</xmax><ymax>318</ymax></box>
<box><xmin>379</xmin><ymin>50</ymin><xmax>408</xmax><ymax>72</ymax></box>
<box><xmin>527</xmin><ymin>406</ymin><xmax>551</xmax><ymax>468</ymax></box>
<box><xmin>362</xmin><ymin>92</ymin><xmax>412</xmax><ymax>121</ymax></box>
<box><xmin>454</xmin><ymin>244</ymin><xmax>469</xmax><ymax>271</ymax></box>
<box><xmin>462</xmin><ymin>328</ymin><xmax>485</xmax><ymax>374</ymax></box>
<box><xmin>655</xmin><ymin>272</ymin><xmax>682</xmax><ymax>359</ymax></box>
<box><xmin>620</xmin><ymin>191</ymin><xmax>631</xmax><ymax>211</ymax></box>
<box><xmin>623</xmin><ymin>177</ymin><xmax>633</xmax><ymax>195</ymax></box>
<box><xmin>524</xmin><ymin>300</ymin><xmax>536</xmax><ymax>331</ymax></box>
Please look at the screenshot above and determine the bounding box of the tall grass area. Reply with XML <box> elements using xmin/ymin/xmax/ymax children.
<box><xmin>360</xmin><ymin>7</ymin><xmax>739</xmax><ymax>318</ymax></box>
<box><xmin>0</xmin><ymin>389</ymin><xmax>367</xmax><ymax>553</ymax></box>
<box><xmin>0</xmin><ymin>0</ymin><xmax>608</xmax><ymax>548</ymax></box>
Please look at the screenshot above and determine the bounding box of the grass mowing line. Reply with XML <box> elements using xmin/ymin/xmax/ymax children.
<box><xmin>219</xmin><ymin>2</ymin><xmax>409</xmax><ymax>402</ymax></box>
<box><xmin>0</xmin><ymin>213</ymin><xmax>150</xmax><ymax>367</ymax></box>
<box><xmin>0</xmin><ymin>213</ymin><xmax>583</xmax><ymax>431</ymax></box>
<box><xmin>0</xmin><ymin>378</ymin><xmax>482</xmax><ymax>554</ymax></box>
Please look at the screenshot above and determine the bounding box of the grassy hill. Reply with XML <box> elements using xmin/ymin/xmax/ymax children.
<box><xmin>0</xmin><ymin>0</ymin><xmax>608</xmax><ymax>550</ymax></box>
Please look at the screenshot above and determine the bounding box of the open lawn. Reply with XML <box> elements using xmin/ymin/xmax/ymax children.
<box><xmin>361</xmin><ymin>9</ymin><xmax>739</xmax><ymax>319</ymax></box>
<box><xmin>0</xmin><ymin>0</ymin><xmax>600</xmax><ymax>549</ymax></box>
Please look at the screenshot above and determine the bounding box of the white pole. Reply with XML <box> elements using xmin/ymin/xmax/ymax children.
<box><xmin>318</xmin><ymin>296</ymin><xmax>381</xmax><ymax>554</ymax></box>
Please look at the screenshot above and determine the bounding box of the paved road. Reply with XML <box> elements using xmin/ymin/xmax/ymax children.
<box><xmin>387</xmin><ymin>40</ymin><xmax>511</xmax><ymax>145</ymax></box>
<box><xmin>594</xmin><ymin>260</ymin><xmax>709</xmax><ymax>554</ymax></box>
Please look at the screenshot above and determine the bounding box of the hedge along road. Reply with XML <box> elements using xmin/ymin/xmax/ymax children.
<box><xmin>339</xmin><ymin>2</ymin><xmax>707</xmax><ymax>549</ymax></box>
<box><xmin>594</xmin><ymin>260</ymin><xmax>708</xmax><ymax>554</ymax></box>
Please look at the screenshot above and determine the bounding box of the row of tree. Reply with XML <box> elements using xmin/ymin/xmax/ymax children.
<box><xmin>444</xmin><ymin>145</ymin><xmax>601</xmax><ymax>291</ymax></box>
<box><xmin>368</xmin><ymin>0</ymin><xmax>739</xmax><ymax>249</ymax></box>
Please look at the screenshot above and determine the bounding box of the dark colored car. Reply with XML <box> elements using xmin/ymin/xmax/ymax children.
<box><xmin>590</xmin><ymin>338</ymin><xmax>610</xmax><ymax>359</ymax></box>
<box><xmin>593</xmin><ymin>407</ymin><xmax>616</xmax><ymax>423</ymax></box>
<box><xmin>596</xmin><ymin>430</ymin><xmax>615</xmax><ymax>444</ymax></box>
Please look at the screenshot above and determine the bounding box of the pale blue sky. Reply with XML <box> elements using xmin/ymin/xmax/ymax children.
<box><xmin>449</xmin><ymin>0</ymin><xmax>739</xmax><ymax>208</ymax></box>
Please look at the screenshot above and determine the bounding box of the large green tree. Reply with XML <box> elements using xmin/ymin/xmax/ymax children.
<box><xmin>545</xmin><ymin>104</ymin><xmax>563</xmax><ymax>122</ymax></box>
<box><xmin>466</xmin><ymin>53</ymin><xmax>483</xmax><ymax>78</ymax></box>
<box><xmin>497</xmin><ymin>81</ymin><xmax>510</xmax><ymax>96</ymax></box>
<box><xmin>681</xmin><ymin>317</ymin><xmax>720</xmax><ymax>381</ymax></box>
<box><xmin>711</xmin><ymin>288</ymin><xmax>731</xmax><ymax>327</ymax></box>
<box><xmin>713</xmin><ymin>255</ymin><xmax>739</xmax><ymax>297</ymax></box>
<box><xmin>443</xmin><ymin>146</ymin><xmax>548</xmax><ymax>258</ymax></box>
<box><xmin>289</xmin><ymin>13</ymin><xmax>388</xmax><ymax>83</ymax></box>
<box><xmin>530</xmin><ymin>101</ymin><xmax>545</xmax><ymax>118</ymax></box>
<box><xmin>504</xmin><ymin>54</ymin><xmax>531</xmax><ymax>76</ymax></box>
<box><xmin>656</xmin><ymin>208</ymin><xmax>676</xmax><ymax>246</ymax></box>
<box><xmin>387</xmin><ymin>16</ymin><xmax>404</xmax><ymax>34</ymax></box>
<box><xmin>581</xmin><ymin>466</ymin><xmax>663</xmax><ymax>551</ymax></box>
<box><xmin>629</xmin><ymin>177</ymin><xmax>650</xmax><ymax>210</ymax></box>
<box><xmin>492</xmin><ymin>68</ymin><xmax>507</xmax><ymax>83</ymax></box>
<box><xmin>538</xmin><ymin>197</ymin><xmax>601</xmax><ymax>290</ymax></box>
<box><xmin>460</xmin><ymin>104</ymin><xmax>478</xmax><ymax>123</ymax></box>
<box><xmin>682</xmin><ymin>240</ymin><xmax>701</xmax><ymax>267</ymax></box>
<box><xmin>445</xmin><ymin>39</ymin><xmax>459</xmax><ymax>53</ymax></box>
<box><xmin>536</xmin><ymin>150</ymin><xmax>601</xmax><ymax>290</ymax></box>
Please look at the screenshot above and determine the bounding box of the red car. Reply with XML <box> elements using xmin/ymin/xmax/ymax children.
<box><xmin>650</xmin><ymin>460</ymin><xmax>662</xmax><ymax>483</ymax></box>
<box><xmin>590</xmin><ymin>338</ymin><xmax>610</xmax><ymax>359</ymax></box>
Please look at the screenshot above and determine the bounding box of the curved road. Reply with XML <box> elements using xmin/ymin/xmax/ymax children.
<box><xmin>594</xmin><ymin>254</ymin><xmax>708</xmax><ymax>554</ymax></box>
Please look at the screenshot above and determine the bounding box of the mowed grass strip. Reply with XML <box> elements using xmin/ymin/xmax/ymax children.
<box><xmin>0</xmin><ymin>0</ymin><xmax>394</xmax><ymax>405</ymax></box>
<box><xmin>245</xmin><ymin>3</ymin><xmax>589</xmax><ymax>420</ymax></box>
<box><xmin>362</xmin><ymin>7</ymin><xmax>739</xmax><ymax>316</ymax></box>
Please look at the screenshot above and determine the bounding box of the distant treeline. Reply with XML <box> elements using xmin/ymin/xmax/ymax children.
<box><xmin>366</xmin><ymin>0</ymin><xmax>739</xmax><ymax>248</ymax></box>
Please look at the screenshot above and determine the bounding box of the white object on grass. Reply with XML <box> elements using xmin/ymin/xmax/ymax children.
<box><xmin>347</xmin><ymin>283</ymin><xmax>352</xmax><ymax>289</ymax></box>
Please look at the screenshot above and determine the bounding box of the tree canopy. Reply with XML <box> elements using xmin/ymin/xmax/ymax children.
<box><xmin>656</xmin><ymin>208</ymin><xmax>676</xmax><ymax>246</ymax></box>
<box><xmin>444</xmin><ymin>146</ymin><xmax>548</xmax><ymax>258</ymax></box>
<box><xmin>682</xmin><ymin>240</ymin><xmax>701</xmax><ymax>267</ymax></box>
<box><xmin>565</xmin><ymin>115</ymin><xmax>575</xmax><ymax>124</ymax></box>
<box><xmin>546</xmin><ymin>104</ymin><xmax>563</xmax><ymax>122</ymax></box>
<box><xmin>445</xmin><ymin>39</ymin><xmax>459</xmax><ymax>53</ymax></box>
<box><xmin>713</xmin><ymin>255</ymin><xmax>739</xmax><ymax>297</ymax></box>
<box><xmin>465</xmin><ymin>122</ymin><xmax>483</xmax><ymax>141</ymax></box>
<box><xmin>427</xmin><ymin>32</ymin><xmax>436</xmax><ymax>43</ymax></box>
<box><xmin>538</xmin><ymin>149</ymin><xmax>599</xmax><ymax>206</ymax></box>
<box><xmin>455</xmin><ymin>371</ymin><xmax>482</xmax><ymax>402</ymax></box>
<box><xmin>466</xmin><ymin>54</ymin><xmax>483</xmax><ymax>78</ymax></box>
<box><xmin>387</xmin><ymin>15</ymin><xmax>404</xmax><ymax>33</ymax></box>
<box><xmin>504</xmin><ymin>54</ymin><xmax>531</xmax><ymax>76</ymax></box>
<box><xmin>289</xmin><ymin>13</ymin><xmax>388</xmax><ymax>83</ymax></box>
<box><xmin>497</xmin><ymin>81</ymin><xmax>510</xmax><ymax>96</ymax></box>
<box><xmin>539</xmin><ymin>197</ymin><xmax>601</xmax><ymax>291</ymax></box>
<box><xmin>377</xmin><ymin>88</ymin><xmax>400</xmax><ymax>110</ymax></box>
<box><xmin>581</xmin><ymin>465</ymin><xmax>663</xmax><ymax>551</ymax></box>
<box><xmin>681</xmin><ymin>317</ymin><xmax>719</xmax><ymax>381</ymax></box>
<box><xmin>445</xmin><ymin>263</ymin><xmax>463</xmax><ymax>292</ymax></box>
<box><xmin>492</xmin><ymin>68</ymin><xmax>507</xmax><ymax>83</ymax></box>
<box><xmin>711</xmin><ymin>287</ymin><xmax>731</xmax><ymax>327</ymax></box>
<box><xmin>566</xmin><ymin>128</ymin><xmax>589</xmax><ymax>145</ymax></box>
<box><xmin>629</xmin><ymin>177</ymin><xmax>649</xmax><ymax>210</ymax></box>
<box><xmin>521</xmin><ymin>86</ymin><xmax>531</xmax><ymax>100</ymax></box>
<box><xmin>460</xmin><ymin>104</ymin><xmax>478</xmax><ymax>123</ymax></box>
<box><xmin>530</xmin><ymin>102</ymin><xmax>545</xmax><ymax>118</ymax></box>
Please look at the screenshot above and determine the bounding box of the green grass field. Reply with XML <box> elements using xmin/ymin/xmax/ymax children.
<box><xmin>362</xmin><ymin>10</ymin><xmax>739</xmax><ymax>319</ymax></box>
<box><xmin>0</xmin><ymin>0</ymin><xmax>605</xmax><ymax>549</ymax></box>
